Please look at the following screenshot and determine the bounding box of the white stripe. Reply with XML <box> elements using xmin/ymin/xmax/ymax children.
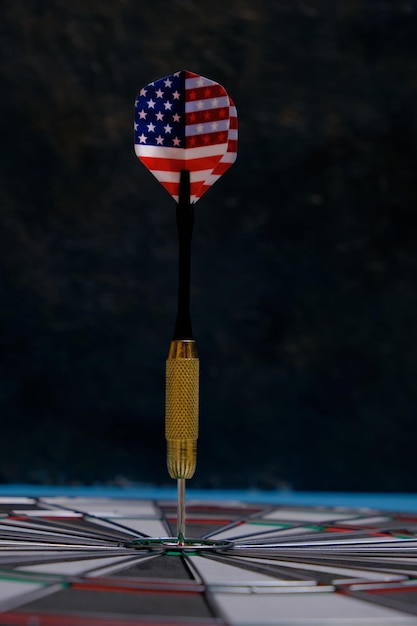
<box><xmin>185</xmin><ymin>75</ymin><xmax>217</xmax><ymax>90</ymax></box>
<box><xmin>190</xmin><ymin>169</ymin><xmax>214</xmax><ymax>183</ymax></box>
<box><xmin>150</xmin><ymin>169</ymin><xmax>215</xmax><ymax>183</ymax></box>
<box><xmin>135</xmin><ymin>144</ymin><xmax>181</xmax><ymax>159</ymax></box>
<box><xmin>185</xmin><ymin>95</ymin><xmax>229</xmax><ymax>113</ymax></box>
<box><xmin>219</xmin><ymin>151</ymin><xmax>237</xmax><ymax>163</ymax></box>
<box><xmin>135</xmin><ymin>143</ymin><xmax>228</xmax><ymax>159</ymax></box>
<box><xmin>228</xmin><ymin>129</ymin><xmax>238</xmax><ymax>140</ymax></box>
<box><xmin>201</xmin><ymin>174</ymin><xmax>221</xmax><ymax>187</ymax></box>
<box><xmin>150</xmin><ymin>170</ymin><xmax>179</xmax><ymax>183</ymax></box>
<box><xmin>186</xmin><ymin>119</ymin><xmax>229</xmax><ymax>136</ymax></box>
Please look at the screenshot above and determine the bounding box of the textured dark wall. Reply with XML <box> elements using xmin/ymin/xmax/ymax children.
<box><xmin>1</xmin><ymin>0</ymin><xmax>417</xmax><ymax>489</ymax></box>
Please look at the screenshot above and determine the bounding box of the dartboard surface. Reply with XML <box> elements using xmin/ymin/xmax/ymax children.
<box><xmin>1</xmin><ymin>496</ymin><xmax>417</xmax><ymax>624</ymax></box>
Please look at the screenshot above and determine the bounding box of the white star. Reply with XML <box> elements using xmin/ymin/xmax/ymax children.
<box><xmin>211</xmin><ymin>98</ymin><xmax>219</xmax><ymax>108</ymax></box>
<box><xmin>163</xmin><ymin>100</ymin><xmax>172</xmax><ymax>110</ymax></box>
<box><xmin>140</xmin><ymin>88</ymin><xmax>147</xmax><ymax>97</ymax></box>
<box><xmin>164</xmin><ymin>124</ymin><xmax>173</xmax><ymax>133</ymax></box>
<box><xmin>155</xmin><ymin>111</ymin><xmax>164</xmax><ymax>121</ymax></box>
<box><xmin>156</xmin><ymin>135</ymin><xmax>164</xmax><ymax>145</ymax></box>
<box><xmin>147</xmin><ymin>98</ymin><xmax>156</xmax><ymax>109</ymax></box>
<box><xmin>155</xmin><ymin>88</ymin><xmax>164</xmax><ymax>98</ymax></box>
<box><xmin>172</xmin><ymin>90</ymin><xmax>181</xmax><ymax>100</ymax></box>
<box><xmin>172</xmin><ymin>136</ymin><xmax>181</xmax><ymax>146</ymax></box>
<box><xmin>147</xmin><ymin>122</ymin><xmax>156</xmax><ymax>132</ymax></box>
<box><xmin>197</xmin><ymin>124</ymin><xmax>204</xmax><ymax>133</ymax></box>
<box><xmin>211</xmin><ymin>121</ymin><xmax>218</xmax><ymax>131</ymax></box>
<box><xmin>135</xmin><ymin>99</ymin><xmax>139</xmax><ymax>107</ymax></box>
<box><xmin>196</xmin><ymin>101</ymin><xmax>204</xmax><ymax>110</ymax></box>
<box><xmin>197</xmin><ymin>77</ymin><xmax>204</xmax><ymax>87</ymax></box>
<box><xmin>134</xmin><ymin>122</ymin><xmax>138</xmax><ymax>130</ymax></box>
<box><xmin>173</xmin><ymin>72</ymin><xmax>181</xmax><ymax>77</ymax></box>
<box><xmin>138</xmin><ymin>109</ymin><xmax>147</xmax><ymax>119</ymax></box>
<box><xmin>164</xmin><ymin>78</ymin><xmax>173</xmax><ymax>87</ymax></box>
<box><xmin>138</xmin><ymin>133</ymin><xmax>147</xmax><ymax>143</ymax></box>
<box><xmin>172</xmin><ymin>113</ymin><xmax>181</xmax><ymax>122</ymax></box>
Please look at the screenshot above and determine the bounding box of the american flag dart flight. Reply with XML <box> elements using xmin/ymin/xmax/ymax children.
<box><xmin>134</xmin><ymin>70</ymin><xmax>237</xmax><ymax>203</ymax></box>
<box><xmin>134</xmin><ymin>70</ymin><xmax>238</xmax><ymax>544</ymax></box>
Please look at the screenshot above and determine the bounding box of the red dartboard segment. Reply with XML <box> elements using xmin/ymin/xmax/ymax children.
<box><xmin>134</xmin><ymin>70</ymin><xmax>237</xmax><ymax>203</ymax></box>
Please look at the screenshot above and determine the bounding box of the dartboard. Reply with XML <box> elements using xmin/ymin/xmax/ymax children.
<box><xmin>1</xmin><ymin>496</ymin><xmax>417</xmax><ymax>624</ymax></box>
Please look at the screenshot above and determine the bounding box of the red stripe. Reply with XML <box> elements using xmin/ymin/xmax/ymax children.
<box><xmin>166</xmin><ymin>518</ymin><xmax>233</xmax><ymax>525</ymax></box>
<box><xmin>71</xmin><ymin>582</ymin><xmax>201</xmax><ymax>595</ymax></box>
<box><xmin>186</xmin><ymin>132</ymin><xmax>228</xmax><ymax>148</ymax></box>
<box><xmin>159</xmin><ymin>180</ymin><xmax>209</xmax><ymax>197</ymax></box>
<box><xmin>226</xmin><ymin>139</ymin><xmax>238</xmax><ymax>151</ymax></box>
<box><xmin>212</xmin><ymin>163</ymin><xmax>233</xmax><ymax>177</ymax></box>
<box><xmin>396</xmin><ymin>516</ymin><xmax>417</xmax><ymax>522</ymax></box>
<box><xmin>186</xmin><ymin>83</ymin><xmax>226</xmax><ymax>102</ymax></box>
<box><xmin>186</xmin><ymin>106</ymin><xmax>229</xmax><ymax>125</ymax></box>
<box><xmin>0</xmin><ymin>613</ymin><xmax>218</xmax><ymax>626</ymax></box>
<box><xmin>89</xmin><ymin>577</ymin><xmax>201</xmax><ymax>590</ymax></box>
<box><xmin>138</xmin><ymin>154</ymin><xmax>221</xmax><ymax>172</ymax></box>
<box><xmin>159</xmin><ymin>181</ymin><xmax>179</xmax><ymax>196</ymax></box>
<box><xmin>366</xmin><ymin>585</ymin><xmax>417</xmax><ymax>595</ymax></box>
<box><xmin>139</xmin><ymin>158</ymin><xmax>182</xmax><ymax>176</ymax></box>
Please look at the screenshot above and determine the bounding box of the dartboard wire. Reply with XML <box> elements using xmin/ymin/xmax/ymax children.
<box><xmin>0</xmin><ymin>553</ymin><xmax>156</xmax><ymax>590</ymax></box>
<box><xmin>201</xmin><ymin>585</ymin><xmax>234</xmax><ymax>626</ymax></box>
<box><xmin>0</xmin><ymin>523</ymin><xmax>134</xmax><ymax>548</ymax></box>
<box><xmin>32</xmin><ymin>497</ymin><xmax>168</xmax><ymax>541</ymax></box>
<box><xmin>0</xmin><ymin>581</ymin><xmax>65</xmax><ymax>615</ymax></box>
<box><xmin>198</xmin><ymin>506</ymin><xmax>395</xmax><ymax>542</ymax></box>
<box><xmin>347</xmin><ymin>586</ymin><xmax>417</xmax><ymax>618</ymax></box>
<box><xmin>184</xmin><ymin>527</ymin><xmax>417</xmax><ymax>590</ymax></box>
<box><xmin>0</xmin><ymin>516</ymin><xmax>120</xmax><ymax>540</ymax></box>
<box><xmin>229</xmin><ymin>532</ymin><xmax>417</xmax><ymax>548</ymax></box>
<box><xmin>0</xmin><ymin>525</ymin><xmax>121</xmax><ymax>546</ymax></box>
<box><xmin>193</xmin><ymin>550</ymin><xmax>320</xmax><ymax>584</ymax></box>
<box><xmin>0</xmin><ymin>498</ymin><xmax>143</xmax><ymax>544</ymax></box>
<box><xmin>197</xmin><ymin>504</ymin><xmax>276</xmax><ymax>540</ymax></box>
<box><xmin>209</xmin><ymin>551</ymin><xmax>411</xmax><ymax>586</ymax></box>
<box><xmin>184</xmin><ymin>543</ymin><xmax>417</xmax><ymax>623</ymax></box>
<box><xmin>0</xmin><ymin>550</ymin><xmax>140</xmax><ymax>571</ymax></box>
<box><xmin>201</xmin><ymin>521</ymin><xmax>343</xmax><ymax>543</ymax></box>
<box><xmin>240</xmin><ymin>526</ymin><xmax>417</xmax><ymax>545</ymax></box>
<box><xmin>0</xmin><ymin>512</ymin><xmax>143</xmax><ymax>543</ymax></box>
<box><xmin>0</xmin><ymin>497</ymin><xmax>194</xmax><ymax>586</ymax></box>
<box><xmin>219</xmin><ymin>549</ymin><xmax>417</xmax><ymax>579</ymax></box>
<box><xmin>154</xmin><ymin>498</ymin><xmax>178</xmax><ymax>538</ymax></box>
<box><xmin>156</xmin><ymin>499</ymin><xmax>273</xmax><ymax>542</ymax></box>
<box><xmin>266</xmin><ymin>553</ymin><xmax>417</xmax><ymax>570</ymax></box>
<box><xmin>183</xmin><ymin>554</ymin><xmax>233</xmax><ymax>626</ymax></box>
<box><xmin>223</xmin><ymin>520</ymin><xmax>414</xmax><ymax>544</ymax></box>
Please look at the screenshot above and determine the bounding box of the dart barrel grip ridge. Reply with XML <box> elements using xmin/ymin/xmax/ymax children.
<box><xmin>165</xmin><ymin>340</ymin><xmax>199</xmax><ymax>479</ymax></box>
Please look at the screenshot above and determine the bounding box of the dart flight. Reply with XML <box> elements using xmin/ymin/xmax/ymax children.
<box><xmin>134</xmin><ymin>70</ymin><xmax>237</xmax><ymax>203</ymax></box>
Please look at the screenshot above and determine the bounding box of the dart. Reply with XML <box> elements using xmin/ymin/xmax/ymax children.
<box><xmin>134</xmin><ymin>70</ymin><xmax>237</xmax><ymax>543</ymax></box>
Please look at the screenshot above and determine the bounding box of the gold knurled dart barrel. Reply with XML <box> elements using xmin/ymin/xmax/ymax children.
<box><xmin>165</xmin><ymin>339</ymin><xmax>199</xmax><ymax>479</ymax></box>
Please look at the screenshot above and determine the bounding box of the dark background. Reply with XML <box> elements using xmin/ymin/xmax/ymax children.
<box><xmin>1</xmin><ymin>0</ymin><xmax>416</xmax><ymax>491</ymax></box>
